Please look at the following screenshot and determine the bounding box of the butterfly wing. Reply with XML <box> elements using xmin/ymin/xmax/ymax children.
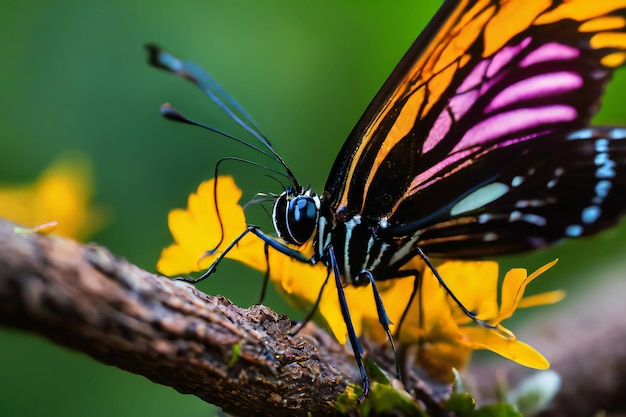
<box><xmin>395</xmin><ymin>127</ymin><xmax>626</xmax><ymax>257</ymax></box>
<box><xmin>324</xmin><ymin>0</ymin><xmax>626</xmax><ymax>256</ymax></box>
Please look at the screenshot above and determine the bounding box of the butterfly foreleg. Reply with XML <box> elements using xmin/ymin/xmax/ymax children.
<box><xmin>391</xmin><ymin>269</ymin><xmax>422</xmax><ymax>339</ymax></box>
<box><xmin>327</xmin><ymin>246</ymin><xmax>370</xmax><ymax>403</ymax></box>
<box><xmin>176</xmin><ymin>225</ymin><xmax>258</xmax><ymax>283</ymax></box>
<box><xmin>359</xmin><ymin>270</ymin><xmax>401</xmax><ymax>379</ymax></box>
<box><xmin>413</xmin><ymin>247</ymin><xmax>503</xmax><ymax>332</ymax></box>
<box><xmin>257</xmin><ymin>241</ymin><xmax>271</xmax><ymax>304</ymax></box>
<box><xmin>251</xmin><ymin>227</ymin><xmax>312</xmax><ymax>262</ymax></box>
<box><xmin>177</xmin><ymin>225</ymin><xmax>311</xmax><ymax>283</ymax></box>
<box><xmin>290</xmin><ymin>266</ymin><xmax>331</xmax><ymax>336</ymax></box>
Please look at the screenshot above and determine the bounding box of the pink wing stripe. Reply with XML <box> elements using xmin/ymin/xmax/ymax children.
<box><xmin>486</xmin><ymin>72</ymin><xmax>583</xmax><ymax>112</ymax></box>
<box><xmin>423</xmin><ymin>110</ymin><xmax>453</xmax><ymax>154</ymax></box>
<box><xmin>453</xmin><ymin>105</ymin><xmax>577</xmax><ymax>153</ymax></box>
<box><xmin>410</xmin><ymin>129</ymin><xmax>552</xmax><ymax>195</ymax></box>
<box><xmin>409</xmin><ymin>148</ymin><xmax>474</xmax><ymax>193</ymax></box>
<box><xmin>423</xmin><ymin>89</ymin><xmax>480</xmax><ymax>154</ymax></box>
<box><xmin>457</xmin><ymin>59</ymin><xmax>490</xmax><ymax>92</ymax></box>
<box><xmin>486</xmin><ymin>37</ymin><xmax>532</xmax><ymax>78</ymax></box>
<box><xmin>424</xmin><ymin>37</ymin><xmax>534</xmax><ymax>155</ymax></box>
<box><xmin>520</xmin><ymin>42</ymin><xmax>580</xmax><ymax>67</ymax></box>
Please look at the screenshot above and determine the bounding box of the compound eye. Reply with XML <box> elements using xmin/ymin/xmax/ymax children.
<box><xmin>286</xmin><ymin>196</ymin><xmax>319</xmax><ymax>245</ymax></box>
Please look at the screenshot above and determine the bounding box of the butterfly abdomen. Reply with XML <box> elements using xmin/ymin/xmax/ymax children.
<box><xmin>316</xmin><ymin>206</ymin><xmax>408</xmax><ymax>286</ymax></box>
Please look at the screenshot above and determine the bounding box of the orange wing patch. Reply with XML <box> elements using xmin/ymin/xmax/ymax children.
<box><xmin>335</xmin><ymin>0</ymin><xmax>626</xmax><ymax>214</ymax></box>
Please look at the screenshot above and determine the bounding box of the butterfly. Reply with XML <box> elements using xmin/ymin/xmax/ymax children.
<box><xmin>148</xmin><ymin>0</ymin><xmax>626</xmax><ymax>402</ymax></box>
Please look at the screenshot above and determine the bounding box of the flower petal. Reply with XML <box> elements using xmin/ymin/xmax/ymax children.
<box><xmin>463</xmin><ymin>327</ymin><xmax>549</xmax><ymax>369</ymax></box>
<box><xmin>438</xmin><ymin>261</ymin><xmax>500</xmax><ymax>323</ymax></box>
<box><xmin>499</xmin><ymin>259</ymin><xmax>558</xmax><ymax>322</ymax></box>
<box><xmin>0</xmin><ymin>152</ymin><xmax>104</xmax><ymax>240</ymax></box>
<box><xmin>157</xmin><ymin>176</ymin><xmax>266</xmax><ymax>276</ymax></box>
<box><xmin>518</xmin><ymin>290</ymin><xmax>566</xmax><ymax>309</ymax></box>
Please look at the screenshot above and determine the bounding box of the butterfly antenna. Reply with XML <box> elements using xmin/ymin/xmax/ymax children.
<box><xmin>146</xmin><ymin>44</ymin><xmax>301</xmax><ymax>188</ymax></box>
<box><xmin>159</xmin><ymin>103</ymin><xmax>278</xmax><ymax>162</ymax></box>
<box><xmin>203</xmin><ymin>156</ymin><xmax>290</xmax><ymax>256</ymax></box>
<box><xmin>213</xmin><ymin>156</ymin><xmax>293</xmax><ymax>181</ymax></box>
<box><xmin>258</xmin><ymin>201</ymin><xmax>273</xmax><ymax>221</ymax></box>
<box><xmin>264</xmin><ymin>174</ymin><xmax>289</xmax><ymax>193</ymax></box>
<box><xmin>244</xmin><ymin>193</ymin><xmax>276</xmax><ymax>208</ymax></box>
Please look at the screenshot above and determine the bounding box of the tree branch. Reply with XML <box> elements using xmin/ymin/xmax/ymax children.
<box><xmin>1</xmin><ymin>217</ymin><xmax>626</xmax><ymax>416</ymax></box>
<box><xmin>0</xmin><ymin>218</ymin><xmax>349</xmax><ymax>416</ymax></box>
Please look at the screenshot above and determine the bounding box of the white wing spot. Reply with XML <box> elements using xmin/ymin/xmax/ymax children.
<box><xmin>451</xmin><ymin>182</ymin><xmax>509</xmax><ymax>216</ymax></box>
<box><xmin>595</xmin><ymin>180</ymin><xmax>612</xmax><ymax>200</ymax></box>
<box><xmin>522</xmin><ymin>214</ymin><xmax>547</xmax><ymax>226</ymax></box>
<box><xmin>516</xmin><ymin>199</ymin><xmax>547</xmax><ymax>208</ymax></box>
<box><xmin>582</xmin><ymin>205</ymin><xmax>601</xmax><ymax>224</ymax></box>
<box><xmin>566</xmin><ymin>224</ymin><xmax>583</xmax><ymax>237</ymax></box>
<box><xmin>478</xmin><ymin>213</ymin><xmax>494</xmax><ymax>223</ymax></box>
<box><xmin>483</xmin><ymin>232</ymin><xmax>498</xmax><ymax>241</ymax></box>
<box><xmin>609</xmin><ymin>128</ymin><xmax>626</xmax><ymax>139</ymax></box>
<box><xmin>509</xmin><ymin>210</ymin><xmax>522</xmax><ymax>222</ymax></box>
<box><xmin>567</xmin><ymin>128</ymin><xmax>594</xmax><ymax>140</ymax></box>
<box><xmin>595</xmin><ymin>138</ymin><xmax>609</xmax><ymax>152</ymax></box>
<box><xmin>595</xmin><ymin>154</ymin><xmax>616</xmax><ymax>178</ymax></box>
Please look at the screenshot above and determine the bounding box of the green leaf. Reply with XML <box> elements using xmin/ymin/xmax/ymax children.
<box><xmin>369</xmin><ymin>381</ymin><xmax>425</xmax><ymax>416</ymax></box>
<box><xmin>334</xmin><ymin>365</ymin><xmax>424</xmax><ymax>417</ymax></box>
<box><xmin>365</xmin><ymin>357</ymin><xmax>391</xmax><ymax>385</ymax></box>
<box><xmin>473</xmin><ymin>403</ymin><xmax>522</xmax><ymax>417</ymax></box>
<box><xmin>445</xmin><ymin>393</ymin><xmax>476</xmax><ymax>416</ymax></box>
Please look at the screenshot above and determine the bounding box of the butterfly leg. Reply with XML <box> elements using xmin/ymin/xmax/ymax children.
<box><xmin>257</xmin><ymin>242</ymin><xmax>271</xmax><ymax>304</ymax></box>
<box><xmin>414</xmin><ymin>247</ymin><xmax>498</xmax><ymax>330</ymax></box>
<box><xmin>393</xmin><ymin>270</ymin><xmax>422</xmax><ymax>339</ymax></box>
<box><xmin>176</xmin><ymin>226</ymin><xmax>257</xmax><ymax>283</ymax></box>
<box><xmin>360</xmin><ymin>270</ymin><xmax>401</xmax><ymax>379</ymax></box>
<box><xmin>328</xmin><ymin>246</ymin><xmax>369</xmax><ymax>403</ymax></box>
<box><xmin>177</xmin><ymin>225</ymin><xmax>311</xmax><ymax>283</ymax></box>
<box><xmin>290</xmin><ymin>267</ymin><xmax>331</xmax><ymax>336</ymax></box>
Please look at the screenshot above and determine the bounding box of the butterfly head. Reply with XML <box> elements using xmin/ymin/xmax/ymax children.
<box><xmin>272</xmin><ymin>187</ymin><xmax>320</xmax><ymax>246</ymax></box>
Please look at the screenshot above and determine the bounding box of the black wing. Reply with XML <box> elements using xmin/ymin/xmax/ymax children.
<box><xmin>322</xmin><ymin>0</ymin><xmax>626</xmax><ymax>256</ymax></box>
<box><xmin>399</xmin><ymin>127</ymin><xmax>626</xmax><ymax>256</ymax></box>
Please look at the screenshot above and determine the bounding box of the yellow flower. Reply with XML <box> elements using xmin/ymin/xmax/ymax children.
<box><xmin>158</xmin><ymin>176</ymin><xmax>563</xmax><ymax>378</ymax></box>
<box><xmin>362</xmin><ymin>259</ymin><xmax>563</xmax><ymax>380</ymax></box>
<box><xmin>0</xmin><ymin>152</ymin><xmax>104</xmax><ymax>240</ymax></box>
<box><xmin>157</xmin><ymin>176</ymin><xmax>266</xmax><ymax>275</ymax></box>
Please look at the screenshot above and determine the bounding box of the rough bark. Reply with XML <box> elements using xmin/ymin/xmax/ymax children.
<box><xmin>1</xmin><ymin>217</ymin><xmax>625</xmax><ymax>416</ymax></box>
<box><xmin>0</xmin><ymin>218</ymin><xmax>348</xmax><ymax>416</ymax></box>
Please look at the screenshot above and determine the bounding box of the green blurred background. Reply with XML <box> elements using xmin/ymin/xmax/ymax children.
<box><xmin>1</xmin><ymin>1</ymin><xmax>625</xmax><ymax>416</ymax></box>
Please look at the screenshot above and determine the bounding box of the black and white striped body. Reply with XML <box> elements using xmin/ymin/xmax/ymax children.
<box><xmin>273</xmin><ymin>183</ymin><xmax>425</xmax><ymax>286</ymax></box>
<box><xmin>313</xmin><ymin>208</ymin><xmax>410</xmax><ymax>286</ymax></box>
<box><xmin>274</xmin><ymin>126</ymin><xmax>626</xmax><ymax>288</ymax></box>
